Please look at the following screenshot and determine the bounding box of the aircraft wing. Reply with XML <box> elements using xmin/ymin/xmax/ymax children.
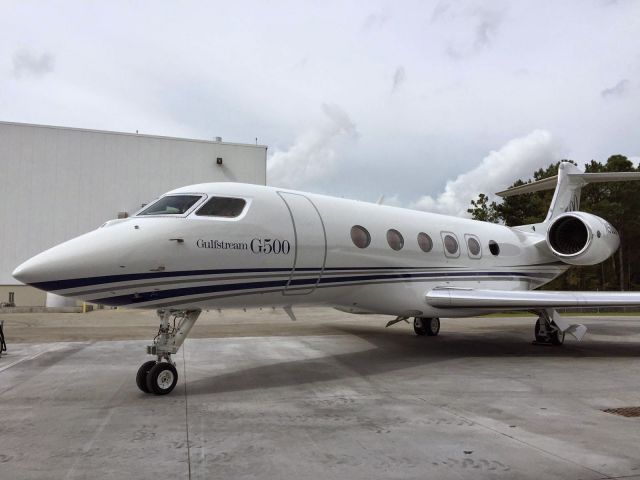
<box><xmin>426</xmin><ymin>287</ymin><xmax>640</xmax><ymax>309</ymax></box>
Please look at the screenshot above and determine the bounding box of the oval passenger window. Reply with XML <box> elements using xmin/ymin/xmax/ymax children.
<box><xmin>444</xmin><ymin>234</ymin><xmax>458</xmax><ymax>255</ymax></box>
<box><xmin>467</xmin><ymin>237</ymin><xmax>481</xmax><ymax>256</ymax></box>
<box><xmin>417</xmin><ymin>232</ymin><xmax>433</xmax><ymax>252</ymax></box>
<box><xmin>351</xmin><ymin>225</ymin><xmax>371</xmax><ymax>249</ymax></box>
<box><xmin>489</xmin><ymin>240</ymin><xmax>500</xmax><ymax>256</ymax></box>
<box><xmin>387</xmin><ymin>229</ymin><xmax>404</xmax><ymax>251</ymax></box>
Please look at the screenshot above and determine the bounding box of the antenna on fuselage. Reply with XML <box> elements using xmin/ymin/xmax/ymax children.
<box><xmin>376</xmin><ymin>195</ymin><xmax>385</xmax><ymax>205</ymax></box>
<box><xmin>283</xmin><ymin>305</ymin><xmax>297</xmax><ymax>322</ymax></box>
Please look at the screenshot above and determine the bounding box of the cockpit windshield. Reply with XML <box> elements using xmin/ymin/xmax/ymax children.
<box><xmin>196</xmin><ymin>197</ymin><xmax>246</xmax><ymax>218</ymax></box>
<box><xmin>137</xmin><ymin>195</ymin><xmax>202</xmax><ymax>216</ymax></box>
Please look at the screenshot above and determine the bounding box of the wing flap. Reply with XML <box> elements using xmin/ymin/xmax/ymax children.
<box><xmin>426</xmin><ymin>287</ymin><xmax>640</xmax><ymax>309</ymax></box>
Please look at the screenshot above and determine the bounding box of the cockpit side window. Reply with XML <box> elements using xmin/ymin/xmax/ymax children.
<box><xmin>138</xmin><ymin>195</ymin><xmax>202</xmax><ymax>216</ymax></box>
<box><xmin>196</xmin><ymin>197</ymin><xmax>247</xmax><ymax>218</ymax></box>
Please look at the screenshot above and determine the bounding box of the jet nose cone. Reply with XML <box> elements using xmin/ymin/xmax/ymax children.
<box><xmin>13</xmin><ymin>256</ymin><xmax>48</xmax><ymax>286</ymax></box>
<box><xmin>12</xmin><ymin>263</ymin><xmax>26</xmax><ymax>283</ymax></box>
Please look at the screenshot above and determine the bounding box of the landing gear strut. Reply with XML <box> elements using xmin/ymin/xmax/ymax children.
<box><xmin>534</xmin><ymin>310</ymin><xmax>564</xmax><ymax>345</ymax></box>
<box><xmin>414</xmin><ymin>317</ymin><xmax>440</xmax><ymax>336</ymax></box>
<box><xmin>136</xmin><ymin>309</ymin><xmax>201</xmax><ymax>395</ymax></box>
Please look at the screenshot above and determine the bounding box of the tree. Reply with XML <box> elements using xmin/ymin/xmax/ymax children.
<box><xmin>467</xmin><ymin>193</ymin><xmax>500</xmax><ymax>223</ymax></box>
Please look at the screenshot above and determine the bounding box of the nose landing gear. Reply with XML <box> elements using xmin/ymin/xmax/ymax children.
<box><xmin>136</xmin><ymin>309</ymin><xmax>201</xmax><ymax>395</ymax></box>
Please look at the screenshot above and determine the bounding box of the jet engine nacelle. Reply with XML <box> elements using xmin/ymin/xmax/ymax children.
<box><xmin>546</xmin><ymin>212</ymin><xmax>619</xmax><ymax>266</ymax></box>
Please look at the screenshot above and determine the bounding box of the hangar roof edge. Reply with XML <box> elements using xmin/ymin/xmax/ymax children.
<box><xmin>0</xmin><ymin>120</ymin><xmax>268</xmax><ymax>150</ymax></box>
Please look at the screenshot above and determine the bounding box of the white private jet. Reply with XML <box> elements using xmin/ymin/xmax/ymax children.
<box><xmin>12</xmin><ymin>162</ymin><xmax>640</xmax><ymax>395</ymax></box>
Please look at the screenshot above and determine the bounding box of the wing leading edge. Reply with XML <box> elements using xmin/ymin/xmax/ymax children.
<box><xmin>426</xmin><ymin>287</ymin><xmax>640</xmax><ymax>309</ymax></box>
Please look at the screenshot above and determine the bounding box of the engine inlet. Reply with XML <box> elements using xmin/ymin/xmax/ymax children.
<box><xmin>548</xmin><ymin>215</ymin><xmax>589</xmax><ymax>256</ymax></box>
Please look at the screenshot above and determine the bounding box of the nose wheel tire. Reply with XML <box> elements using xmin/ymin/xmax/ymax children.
<box><xmin>414</xmin><ymin>317</ymin><xmax>440</xmax><ymax>336</ymax></box>
<box><xmin>136</xmin><ymin>360</ymin><xmax>157</xmax><ymax>393</ymax></box>
<box><xmin>146</xmin><ymin>362</ymin><xmax>179</xmax><ymax>395</ymax></box>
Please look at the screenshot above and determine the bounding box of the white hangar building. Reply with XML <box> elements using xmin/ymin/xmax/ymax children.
<box><xmin>0</xmin><ymin>121</ymin><xmax>267</xmax><ymax>306</ymax></box>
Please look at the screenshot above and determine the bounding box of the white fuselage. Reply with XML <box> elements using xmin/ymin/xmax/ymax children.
<box><xmin>13</xmin><ymin>183</ymin><xmax>568</xmax><ymax>317</ymax></box>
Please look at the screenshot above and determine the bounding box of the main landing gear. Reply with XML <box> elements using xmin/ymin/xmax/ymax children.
<box><xmin>533</xmin><ymin>310</ymin><xmax>564</xmax><ymax>345</ymax></box>
<box><xmin>414</xmin><ymin>317</ymin><xmax>440</xmax><ymax>336</ymax></box>
<box><xmin>136</xmin><ymin>309</ymin><xmax>201</xmax><ymax>395</ymax></box>
<box><xmin>384</xmin><ymin>316</ymin><xmax>441</xmax><ymax>336</ymax></box>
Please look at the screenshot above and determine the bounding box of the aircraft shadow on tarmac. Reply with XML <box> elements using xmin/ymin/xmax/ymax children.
<box><xmin>185</xmin><ymin>322</ymin><xmax>640</xmax><ymax>396</ymax></box>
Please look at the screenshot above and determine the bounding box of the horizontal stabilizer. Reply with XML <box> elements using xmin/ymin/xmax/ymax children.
<box><xmin>495</xmin><ymin>162</ymin><xmax>640</xmax><ymax>221</ymax></box>
<box><xmin>495</xmin><ymin>176</ymin><xmax>559</xmax><ymax>197</ymax></box>
<box><xmin>426</xmin><ymin>287</ymin><xmax>640</xmax><ymax>309</ymax></box>
<box><xmin>496</xmin><ymin>171</ymin><xmax>640</xmax><ymax>198</ymax></box>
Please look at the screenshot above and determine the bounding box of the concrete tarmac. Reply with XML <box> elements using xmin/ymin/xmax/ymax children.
<box><xmin>1</xmin><ymin>308</ymin><xmax>640</xmax><ymax>479</ymax></box>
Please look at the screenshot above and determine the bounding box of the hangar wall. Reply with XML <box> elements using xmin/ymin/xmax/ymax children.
<box><xmin>0</xmin><ymin>121</ymin><xmax>267</xmax><ymax>306</ymax></box>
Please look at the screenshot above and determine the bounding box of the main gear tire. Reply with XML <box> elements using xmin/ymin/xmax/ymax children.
<box><xmin>146</xmin><ymin>362</ymin><xmax>179</xmax><ymax>395</ymax></box>
<box><xmin>136</xmin><ymin>360</ymin><xmax>157</xmax><ymax>393</ymax></box>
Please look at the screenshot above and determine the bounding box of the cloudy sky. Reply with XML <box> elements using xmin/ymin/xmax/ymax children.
<box><xmin>2</xmin><ymin>1</ymin><xmax>639</xmax><ymax>216</ymax></box>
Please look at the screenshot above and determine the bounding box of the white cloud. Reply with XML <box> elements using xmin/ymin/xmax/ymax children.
<box><xmin>432</xmin><ymin>1</ymin><xmax>505</xmax><ymax>58</ymax></box>
<box><xmin>391</xmin><ymin>66</ymin><xmax>406</xmax><ymax>93</ymax></box>
<box><xmin>12</xmin><ymin>50</ymin><xmax>55</xmax><ymax>78</ymax></box>
<box><xmin>362</xmin><ymin>10</ymin><xmax>390</xmax><ymax>30</ymax></box>
<box><xmin>410</xmin><ymin>130</ymin><xmax>559</xmax><ymax>217</ymax></box>
<box><xmin>601</xmin><ymin>79</ymin><xmax>629</xmax><ymax>98</ymax></box>
<box><xmin>267</xmin><ymin>103</ymin><xmax>358</xmax><ymax>189</ymax></box>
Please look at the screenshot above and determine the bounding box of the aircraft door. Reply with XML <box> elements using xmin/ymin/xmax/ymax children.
<box><xmin>278</xmin><ymin>192</ymin><xmax>327</xmax><ymax>295</ymax></box>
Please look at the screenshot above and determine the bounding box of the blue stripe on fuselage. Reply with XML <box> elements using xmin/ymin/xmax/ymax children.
<box><xmin>29</xmin><ymin>268</ymin><xmax>294</xmax><ymax>291</ymax></box>
<box><xmin>91</xmin><ymin>271</ymin><xmax>539</xmax><ymax>307</ymax></box>
<box><xmin>29</xmin><ymin>263</ymin><xmax>564</xmax><ymax>293</ymax></box>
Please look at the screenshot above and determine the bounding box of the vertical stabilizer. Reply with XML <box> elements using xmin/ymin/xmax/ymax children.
<box><xmin>544</xmin><ymin>162</ymin><xmax>584</xmax><ymax>221</ymax></box>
